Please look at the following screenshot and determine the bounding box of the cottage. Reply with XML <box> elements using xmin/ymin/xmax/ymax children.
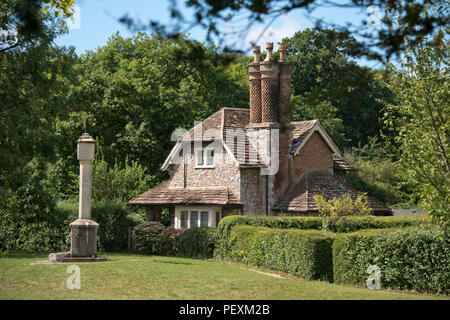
<box><xmin>129</xmin><ymin>42</ymin><xmax>391</xmax><ymax>228</ymax></box>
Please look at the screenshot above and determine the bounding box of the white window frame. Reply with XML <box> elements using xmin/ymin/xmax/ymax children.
<box><xmin>195</xmin><ymin>148</ymin><xmax>215</xmax><ymax>168</ymax></box>
<box><xmin>175</xmin><ymin>206</ymin><xmax>222</xmax><ymax>228</ymax></box>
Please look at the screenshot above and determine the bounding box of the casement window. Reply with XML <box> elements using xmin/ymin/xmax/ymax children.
<box><xmin>175</xmin><ymin>206</ymin><xmax>222</xmax><ymax>228</ymax></box>
<box><xmin>180</xmin><ymin>211</ymin><xmax>188</xmax><ymax>228</ymax></box>
<box><xmin>195</xmin><ymin>148</ymin><xmax>215</xmax><ymax>168</ymax></box>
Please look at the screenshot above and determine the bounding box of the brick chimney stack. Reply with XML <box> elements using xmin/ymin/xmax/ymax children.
<box><xmin>278</xmin><ymin>44</ymin><xmax>293</xmax><ymax>124</ymax></box>
<box><xmin>248</xmin><ymin>42</ymin><xmax>293</xmax><ymax>125</ymax></box>
<box><xmin>260</xmin><ymin>42</ymin><xmax>279</xmax><ymax>123</ymax></box>
<box><xmin>249</xmin><ymin>46</ymin><xmax>262</xmax><ymax>123</ymax></box>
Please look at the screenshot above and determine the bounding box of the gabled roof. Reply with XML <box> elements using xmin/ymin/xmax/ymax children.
<box><xmin>162</xmin><ymin>108</ymin><xmax>343</xmax><ymax>170</ymax></box>
<box><xmin>290</xmin><ymin>120</ymin><xmax>340</xmax><ymax>155</ymax></box>
<box><xmin>273</xmin><ymin>170</ymin><xmax>391</xmax><ymax>214</ymax></box>
<box><xmin>129</xmin><ymin>181</ymin><xmax>241</xmax><ymax>206</ymax></box>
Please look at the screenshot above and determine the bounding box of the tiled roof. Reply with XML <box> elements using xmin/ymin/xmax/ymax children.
<box><xmin>290</xmin><ymin>120</ymin><xmax>318</xmax><ymax>152</ymax></box>
<box><xmin>273</xmin><ymin>170</ymin><xmax>391</xmax><ymax>214</ymax></box>
<box><xmin>177</xmin><ymin>108</ymin><xmax>325</xmax><ymax>168</ymax></box>
<box><xmin>333</xmin><ymin>154</ymin><xmax>357</xmax><ymax>171</ymax></box>
<box><xmin>129</xmin><ymin>181</ymin><xmax>241</xmax><ymax>206</ymax></box>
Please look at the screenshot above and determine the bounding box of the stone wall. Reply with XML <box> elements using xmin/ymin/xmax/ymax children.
<box><xmin>169</xmin><ymin>142</ymin><xmax>241</xmax><ymax>193</ymax></box>
<box><xmin>240</xmin><ymin>168</ymin><xmax>266</xmax><ymax>214</ymax></box>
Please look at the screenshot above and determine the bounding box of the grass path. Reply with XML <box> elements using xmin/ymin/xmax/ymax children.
<box><xmin>0</xmin><ymin>253</ymin><xmax>447</xmax><ymax>300</ymax></box>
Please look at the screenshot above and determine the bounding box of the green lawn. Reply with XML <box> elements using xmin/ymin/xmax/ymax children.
<box><xmin>0</xmin><ymin>253</ymin><xmax>447</xmax><ymax>300</ymax></box>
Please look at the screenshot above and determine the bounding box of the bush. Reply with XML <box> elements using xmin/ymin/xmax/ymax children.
<box><xmin>173</xmin><ymin>227</ymin><xmax>217</xmax><ymax>258</ymax></box>
<box><xmin>215</xmin><ymin>215</ymin><xmax>430</xmax><ymax>255</ymax></box>
<box><xmin>133</xmin><ymin>221</ymin><xmax>167</xmax><ymax>255</ymax></box>
<box><xmin>314</xmin><ymin>193</ymin><xmax>371</xmax><ymax>230</ymax></box>
<box><xmin>224</xmin><ymin>226</ymin><xmax>334</xmax><ymax>281</ymax></box>
<box><xmin>215</xmin><ymin>215</ymin><xmax>323</xmax><ymax>258</ymax></box>
<box><xmin>57</xmin><ymin>199</ymin><xmax>139</xmax><ymax>252</ymax></box>
<box><xmin>333</xmin><ymin>227</ymin><xmax>450</xmax><ymax>294</ymax></box>
<box><xmin>134</xmin><ymin>225</ymin><xmax>217</xmax><ymax>258</ymax></box>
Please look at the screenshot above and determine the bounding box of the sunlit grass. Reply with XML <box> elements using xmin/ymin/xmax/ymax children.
<box><xmin>0</xmin><ymin>252</ymin><xmax>447</xmax><ymax>300</ymax></box>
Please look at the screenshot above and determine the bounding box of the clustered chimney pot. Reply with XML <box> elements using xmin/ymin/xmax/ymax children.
<box><xmin>248</xmin><ymin>41</ymin><xmax>293</xmax><ymax>125</ymax></box>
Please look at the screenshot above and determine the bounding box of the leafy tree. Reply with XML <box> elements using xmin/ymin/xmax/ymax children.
<box><xmin>284</xmin><ymin>29</ymin><xmax>393</xmax><ymax>148</ymax></box>
<box><xmin>314</xmin><ymin>193</ymin><xmax>372</xmax><ymax>230</ymax></box>
<box><xmin>0</xmin><ymin>0</ymin><xmax>74</xmax><ymax>53</ymax></box>
<box><xmin>119</xmin><ymin>0</ymin><xmax>449</xmax><ymax>62</ymax></box>
<box><xmin>384</xmin><ymin>42</ymin><xmax>449</xmax><ymax>235</ymax></box>
<box><xmin>52</xmin><ymin>33</ymin><xmax>249</xmax><ymax>196</ymax></box>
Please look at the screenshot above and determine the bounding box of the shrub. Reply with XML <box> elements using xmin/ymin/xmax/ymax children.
<box><xmin>333</xmin><ymin>227</ymin><xmax>450</xmax><ymax>294</ymax></box>
<box><xmin>314</xmin><ymin>193</ymin><xmax>371</xmax><ymax>230</ymax></box>
<box><xmin>215</xmin><ymin>215</ymin><xmax>323</xmax><ymax>258</ymax></box>
<box><xmin>92</xmin><ymin>156</ymin><xmax>152</xmax><ymax>203</ymax></box>
<box><xmin>135</xmin><ymin>225</ymin><xmax>217</xmax><ymax>258</ymax></box>
<box><xmin>56</xmin><ymin>199</ymin><xmax>140</xmax><ymax>252</ymax></box>
<box><xmin>173</xmin><ymin>227</ymin><xmax>217</xmax><ymax>258</ymax></box>
<box><xmin>225</xmin><ymin>226</ymin><xmax>335</xmax><ymax>281</ymax></box>
<box><xmin>133</xmin><ymin>221</ymin><xmax>166</xmax><ymax>255</ymax></box>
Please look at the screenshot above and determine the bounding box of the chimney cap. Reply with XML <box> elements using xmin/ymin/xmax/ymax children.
<box><xmin>264</xmin><ymin>42</ymin><xmax>274</xmax><ymax>61</ymax></box>
<box><xmin>252</xmin><ymin>45</ymin><xmax>261</xmax><ymax>62</ymax></box>
<box><xmin>279</xmin><ymin>44</ymin><xmax>287</xmax><ymax>62</ymax></box>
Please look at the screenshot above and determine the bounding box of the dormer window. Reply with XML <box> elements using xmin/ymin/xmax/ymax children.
<box><xmin>195</xmin><ymin>148</ymin><xmax>215</xmax><ymax>168</ymax></box>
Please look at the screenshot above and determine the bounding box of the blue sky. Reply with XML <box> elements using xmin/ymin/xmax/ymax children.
<box><xmin>55</xmin><ymin>0</ymin><xmax>382</xmax><ymax>68</ymax></box>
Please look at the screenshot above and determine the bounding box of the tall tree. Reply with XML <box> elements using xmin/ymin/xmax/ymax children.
<box><xmin>384</xmin><ymin>42</ymin><xmax>449</xmax><ymax>234</ymax></box>
<box><xmin>52</xmin><ymin>33</ymin><xmax>249</xmax><ymax>196</ymax></box>
<box><xmin>119</xmin><ymin>0</ymin><xmax>449</xmax><ymax>62</ymax></box>
<box><xmin>284</xmin><ymin>29</ymin><xmax>393</xmax><ymax>148</ymax></box>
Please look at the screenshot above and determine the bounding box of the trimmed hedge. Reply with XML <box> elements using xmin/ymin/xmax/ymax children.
<box><xmin>215</xmin><ymin>214</ymin><xmax>430</xmax><ymax>258</ymax></box>
<box><xmin>333</xmin><ymin>227</ymin><xmax>450</xmax><ymax>294</ymax></box>
<box><xmin>224</xmin><ymin>226</ymin><xmax>335</xmax><ymax>281</ymax></box>
<box><xmin>171</xmin><ymin>227</ymin><xmax>217</xmax><ymax>258</ymax></box>
<box><xmin>133</xmin><ymin>225</ymin><xmax>217</xmax><ymax>258</ymax></box>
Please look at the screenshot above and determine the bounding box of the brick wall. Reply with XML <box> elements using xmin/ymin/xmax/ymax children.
<box><xmin>271</xmin><ymin>131</ymin><xmax>334</xmax><ymax>210</ymax></box>
<box><xmin>290</xmin><ymin>131</ymin><xmax>334</xmax><ymax>177</ymax></box>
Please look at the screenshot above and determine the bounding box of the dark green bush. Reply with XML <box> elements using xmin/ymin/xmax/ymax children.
<box><xmin>134</xmin><ymin>225</ymin><xmax>217</xmax><ymax>258</ymax></box>
<box><xmin>173</xmin><ymin>227</ymin><xmax>217</xmax><ymax>258</ymax></box>
<box><xmin>57</xmin><ymin>199</ymin><xmax>139</xmax><ymax>252</ymax></box>
<box><xmin>133</xmin><ymin>221</ymin><xmax>166</xmax><ymax>255</ymax></box>
<box><xmin>224</xmin><ymin>226</ymin><xmax>334</xmax><ymax>281</ymax></box>
<box><xmin>333</xmin><ymin>227</ymin><xmax>450</xmax><ymax>294</ymax></box>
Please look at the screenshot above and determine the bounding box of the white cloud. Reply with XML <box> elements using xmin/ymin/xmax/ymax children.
<box><xmin>244</xmin><ymin>14</ymin><xmax>302</xmax><ymax>51</ymax></box>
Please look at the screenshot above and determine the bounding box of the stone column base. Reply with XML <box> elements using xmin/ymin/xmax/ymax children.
<box><xmin>48</xmin><ymin>252</ymin><xmax>106</xmax><ymax>263</ymax></box>
<box><xmin>69</xmin><ymin>219</ymin><xmax>99</xmax><ymax>257</ymax></box>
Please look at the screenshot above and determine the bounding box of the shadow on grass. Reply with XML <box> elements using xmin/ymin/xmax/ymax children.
<box><xmin>152</xmin><ymin>259</ymin><xmax>194</xmax><ymax>265</ymax></box>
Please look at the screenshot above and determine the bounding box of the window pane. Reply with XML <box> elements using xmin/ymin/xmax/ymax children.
<box><xmin>180</xmin><ymin>211</ymin><xmax>188</xmax><ymax>228</ymax></box>
<box><xmin>201</xmin><ymin>211</ymin><xmax>209</xmax><ymax>227</ymax></box>
<box><xmin>190</xmin><ymin>211</ymin><xmax>199</xmax><ymax>228</ymax></box>
<box><xmin>206</xmin><ymin>149</ymin><xmax>214</xmax><ymax>166</ymax></box>
<box><xmin>196</xmin><ymin>150</ymin><xmax>203</xmax><ymax>165</ymax></box>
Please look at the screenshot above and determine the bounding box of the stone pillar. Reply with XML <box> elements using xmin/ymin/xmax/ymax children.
<box><xmin>260</xmin><ymin>42</ymin><xmax>279</xmax><ymax>123</ymax></box>
<box><xmin>69</xmin><ymin>133</ymin><xmax>101</xmax><ymax>258</ymax></box>
<box><xmin>49</xmin><ymin>131</ymin><xmax>105</xmax><ymax>262</ymax></box>
<box><xmin>249</xmin><ymin>46</ymin><xmax>262</xmax><ymax>124</ymax></box>
<box><xmin>278</xmin><ymin>44</ymin><xmax>294</xmax><ymax>125</ymax></box>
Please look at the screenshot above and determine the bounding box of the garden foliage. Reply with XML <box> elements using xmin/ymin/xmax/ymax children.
<box><xmin>333</xmin><ymin>227</ymin><xmax>450</xmax><ymax>294</ymax></box>
<box><xmin>223</xmin><ymin>226</ymin><xmax>334</xmax><ymax>281</ymax></box>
